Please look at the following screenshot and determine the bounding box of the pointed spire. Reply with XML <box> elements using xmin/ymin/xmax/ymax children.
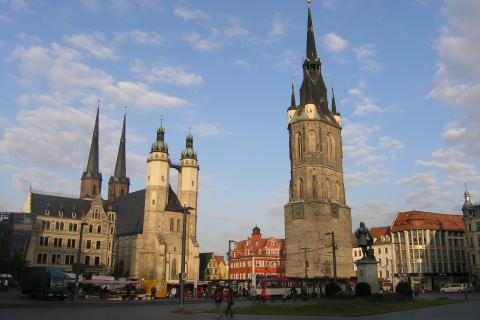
<box><xmin>331</xmin><ymin>86</ymin><xmax>339</xmax><ymax>115</ymax></box>
<box><xmin>463</xmin><ymin>182</ymin><xmax>472</xmax><ymax>209</ymax></box>
<box><xmin>85</xmin><ymin>106</ymin><xmax>100</xmax><ymax>176</ymax></box>
<box><xmin>306</xmin><ymin>5</ymin><xmax>318</xmax><ymax>60</ymax></box>
<box><xmin>290</xmin><ymin>78</ymin><xmax>296</xmax><ymax>108</ymax></box>
<box><xmin>113</xmin><ymin>113</ymin><xmax>127</xmax><ymax>179</ymax></box>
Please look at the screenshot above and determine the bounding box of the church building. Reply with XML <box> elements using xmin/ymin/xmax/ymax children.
<box><xmin>284</xmin><ymin>5</ymin><xmax>353</xmax><ymax>278</ymax></box>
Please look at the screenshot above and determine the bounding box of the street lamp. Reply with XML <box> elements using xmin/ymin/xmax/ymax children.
<box><xmin>227</xmin><ymin>240</ymin><xmax>236</xmax><ymax>282</ymax></box>
<box><xmin>179</xmin><ymin>205</ymin><xmax>194</xmax><ymax>312</ymax></box>
<box><xmin>74</xmin><ymin>221</ymin><xmax>88</xmax><ymax>300</ymax></box>
<box><xmin>325</xmin><ymin>231</ymin><xmax>337</xmax><ymax>282</ymax></box>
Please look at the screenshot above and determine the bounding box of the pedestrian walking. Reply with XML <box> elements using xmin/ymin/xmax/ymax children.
<box><xmin>150</xmin><ymin>286</ymin><xmax>156</xmax><ymax>300</ymax></box>
<box><xmin>213</xmin><ymin>285</ymin><xmax>224</xmax><ymax>318</ymax></box>
<box><xmin>170</xmin><ymin>287</ymin><xmax>177</xmax><ymax>299</ymax></box>
<box><xmin>224</xmin><ymin>286</ymin><xmax>234</xmax><ymax>318</ymax></box>
<box><xmin>3</xmin><ymin>279</ymin><xmax>9</xmax><ymax>292</ymax></box>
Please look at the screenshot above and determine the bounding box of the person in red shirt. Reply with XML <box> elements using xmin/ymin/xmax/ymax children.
<box><xmin>213</xmin><ymin>285</ymin><xmax>224</xmax><ymax>318</ymax></box>
<box><xmin>224</xmin><ymin>286</ymin><xmax>234</xmax><ymax>318</ymax></box>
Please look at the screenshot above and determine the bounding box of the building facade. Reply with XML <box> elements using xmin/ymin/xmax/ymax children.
<box><xmin>229</xmin><ymin>226</ymin><xmax>285</xmax><ymax>280</ymax></box>
<box><xmin>114</xmin><ymin>125</ymin><xmax>200</xmax><ymax>281</ymax></box>
<box><xmin>284</xmin><ymin>5</ymin><xmax>353</xmax><ymax>278</ymax></box>
<box><xmin>391</xmin><ymin>211</ymin><xmax>468</xmax><ymax>291</ymax></box>
<box><xmin>462</xmin><ymin>189</ymin><xmax>480</xmax><ymax>284</ymax></box>
<box><xmin>352</xmin><ymin>227</ymin><xmax>394</xmax><ymax>288</ymax></box>
<box><xmin>199</xmin><ymin>253</ymin><xmax>226</xmax><ymax>281</ymax></box>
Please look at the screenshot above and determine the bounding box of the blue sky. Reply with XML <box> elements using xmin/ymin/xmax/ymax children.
<box><xmin>1</xmin><ymin>0</ymin><xmax>480</xmax><ymax>255</ymax></box>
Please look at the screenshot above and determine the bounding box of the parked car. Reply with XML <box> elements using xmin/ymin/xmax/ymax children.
<box><xmin>440</xmin><ymin>283</ymin><xmax>466</xmax><ymax>293</ymax></box>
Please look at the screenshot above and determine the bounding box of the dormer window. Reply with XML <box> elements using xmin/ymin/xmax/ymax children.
<box><xmin>45</xmin><ymin>209</ymin><xmax>50</xmax><ymax>215</ymax></box>
<box><xmin>72</xmin><ymin>211</ymin><xmax>77</xmax><ymax>218</ymax></box>
<box><xmin>58</xmin><ymin>210</ymin><xmax>63</xmax><ymax>217</ymax></box>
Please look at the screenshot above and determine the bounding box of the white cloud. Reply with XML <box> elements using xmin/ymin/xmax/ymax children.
<box><xmin>185</xmin><ymin>32</ymin><xmax>220</xmax><ymax>52</ymax></box>
<box><xmin>114</xmin><ymin>30</ymin><xmax>163</xmax><ymax>47</ymax></box>
<box><xmin>112</xmin><ymin>0</ymin><xmax>161</xmax><ymax>15</ymax></box>
<box><xmin>131</xmin><ymin>60</ymin><xmax>203</xmax><ymax>86</ymax></box>
<box><xmin>64</xmin><ymin>33</ymin><xmax>119</xmax><ymax>60</ymax></box>
<box><xmin>351</xmin><ymin>200</ymin><xmax>396</xmax><ymax>229</ymax></box>
<box><xmin>353</xmin><ymin>44</ymin><xmax>380</xmax><ymax>72</ymax></box>
<box><xmin>343</xmin><ymin>120</ymin><xmax>403</xmax><ymax>188</ymax></box>
<box><xmin>323</xmin><ymin>32</ymin><xmax>347</xmax><ymax>53</ymax></box>
<box><xmin>264</xmin><ymin>14</ymin><xmax>286</xmax><ymax>43</ymax></box>
<box><xmin>192</xmin><ymin>123</ymin><xmax>231</xmax><ymax>137</ymax></box>
<box><xmin>2</xmin><ymin>0</ymin><xmax>29</xmax><ymax>11</ymax></box>
<box><xmin>10</xmin><ymin>43</ymin><xmax>186</xmax><ymax>109</ymax></box>
<box><xmin>173</xmin><ymin>4</ymin><xmax>209</xmax><ymax>21</ymax></box>
<box><xmin>343</xmin><ymin>81</ymin><xmax>382</xmax><ymax>116</ymax></box>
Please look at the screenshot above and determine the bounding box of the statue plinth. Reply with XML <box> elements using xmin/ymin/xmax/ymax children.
<box><xmin>355</xmin><ymin>258</ymin><xmax>380</xmax><ymax>293</ymax></box>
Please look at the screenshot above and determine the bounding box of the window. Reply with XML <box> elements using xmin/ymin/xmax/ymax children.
<box><xmin>86</xmin><ymin>240</ymin><xmax>92</xmax><ymax>249</ymax></box>
<box><xmin>385</xmin><ymin>247</ymin><xmax>388</xmax><ymax>254</ymax></box>
<box><xmin>41</xmin><ymin>220</ymin><xmax>50</xmax><ymax>230</ymax></box>
<box><xmin>37</xmin><ymin>253</ymin><xmax>47</xmax><ymax>264</ymax></box>
<box><xmin>326</xmin><ymin>133</ymin><xmax>335</xmax><ymax>163</ymax></box>
<box><xmin>110</xmin><ymin>226</ymin><xmax>114</xmax><ymax>234</ymax></box>
<box><xmin>170</xmin><ymin>219</ymin><xmax>174</xmax><ymax>231</ymax></box>
<box><xmin>177</xmin><ymin>219</ymin><xmax>181</xmax><ymax>232</ymax></box>
<box><xmin>65</xmin><ymin>255</ymin><xmax>75</xmax><ymax>265</ymax></box>
<box><xmin>307</xmin><ymin>130</ymin><xmax>317</xmax><ymax>152</ymax></box>
<box><xmin>93</xmin><ymin>209</ymin><xmax>100</xmax><ymax>219</ymax></box>
<box><xmin>69</xmin><ymin>223</ymin><xmax>77</xmax><ymax>232</ymax></box>
<box><xmin>192</xmin><ymin>181</ymin><xmax>195</xmax><ymax>187</ymax></box>
<box><xmin>152</xmin><ymin>199</ymin><xmax>155</xmax><ymax>206</ymax></box>
<box><xmin>85</xmin><ymin>256</ymin><xmax>90</xmax><ymax>265</ymax></box>
<box><xmin>96</xmin><ymin>241</ymin><xmax>101</xmax><ymax>249</ymax></box>
<box><xmin>55</xmin><ymin>222</ymin><xmax>64</xmax><ymax>231</ymax></box>
<box><xmin>58</xmin><ymin>210</ymin><xmax>63</xmax><ymax>217</ymax></box>
<box><xmin>89</xmin><ymin>225</ymin><xmax>93</xmax><ymax>233</ymax></box>
<box><xmin>51</xmin><ymin>253</ymin><xmax>61</xmax><ymax>264</ymax></box>
<box><xmin>94</xmin><ymin>256</ymin><xmax>100</xmax><ymax>266</ymax></box>
<box><xmin>53</xmin><ymin>238</ymin><xmax>63</xmax><ymax>247</ymax></box>
<box><xmin>295</xmin><ymin>132</ymin><xmax>302</xmax><ymax>159</ymax></box>
<box><xmin>97</xmin><ymin>225</ymin><xmax>102</xmax><ymax>234</ymax></box>
<box><xmin>40</xmin><ymin>236</ymin><xmax>49</xmax><ymax>246</ymax></box>
<box><xmin>298</xmin><ymin>178</ymin><xmax>303</xmax><ymax>198</ymax></box>
<box><xmin>67</xmin><ymin>239</ymin><xmax>76</xmax><ymax>248</ymax></box>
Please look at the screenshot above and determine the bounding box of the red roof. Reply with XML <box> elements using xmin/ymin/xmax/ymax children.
<box><xmin>214</xmin><ymin>256</ymin><xmax>225</xmax><ymax>265</ymax></box>
<box><xmin>391</xmin><ymin>211</ymin><xmax>464</xmax><ymax>232</ymax></box>
<box><xmin>233</xmin><ymin>235</ymin><xmax>285</xmax><ymax>258</ymax></box>
<box><xmin>370</xmin><ymin>226</ymin><xmax>391</xmax><ymax>245</ymax></box>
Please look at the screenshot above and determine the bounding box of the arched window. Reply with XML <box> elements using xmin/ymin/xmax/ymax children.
<box><xmin>326</xmin><ymin>133</ymin><xmax>335</xmax><ymax>163</ymax></box>
<box><xmin>92</xmin><ymin>185</ymin><xmax>97</xmax><ymax>196</ymax></box>
<box><xmin>312</xmin><ymin>175</ymin><xmax>317</xmax><ymax>198</ymax></box>
<box><xmin>307</xmin><ymin>130</ymin><xmax>317</xmax><ymax>152</ymax></box>
<box><xmin>171</xmin><ymin>258</ymin><xmax>177</xmax><ymax>280</ymax></box>
<box><xmin>97</xmin><ymin>225</ymin><xmax>102</xmax><ymax>234</ymax></box>
<box><xmin>177</xmin><ymin>219</ymin><xmax>181</xmax><ymax>232</ymax></box>
<box><xmin>295</xmin><ymin>132</ymin><xmax>303</xmax><ymax>159</ymax></box>
<box><xmin>298</xmin><ymin>178</ymin><xmax>303</xmax><ymax>199</ymax></box>
<box><xmin>170</xmin><ymin>219</ymin><xmax>174</xmax><ymax>231</ymax></box>
<box><xmin>89</xmin><ymin>225</ymin><xmax>93</xmax><ymax>233</ymax></box>
<box><xmin>336</xmin><ymin>181</ymin><xmax>342</xmax><ymax>202</ymax></box>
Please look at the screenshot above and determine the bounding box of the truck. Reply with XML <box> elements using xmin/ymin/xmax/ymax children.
<box><xmin>21</xmin><ymin>267</ymin><xmax>69</xmax><ymax>300</ymax></box>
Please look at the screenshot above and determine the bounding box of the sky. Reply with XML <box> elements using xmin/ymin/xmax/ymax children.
<box><xmin>1</xmin><ymin>0</ymin><xmax>480</xmax><ymax>257</ymax></box>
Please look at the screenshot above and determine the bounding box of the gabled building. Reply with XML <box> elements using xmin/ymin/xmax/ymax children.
<box><xmin>229</xmin><ymin>226</ymin><xmax>285</xmax><ymax>280</ymax></box>
<box><xmin>199</xmin><ymin>253</ymin><xmax>226</xmax><ymax>281</ymax></box>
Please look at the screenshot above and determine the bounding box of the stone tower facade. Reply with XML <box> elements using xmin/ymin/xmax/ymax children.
<box><xmin>284</xmin><ymin>6</ymin><xmax>353</xmax><ymax>278</ymax></box>
<box><xmin>80</xmin><ymin>107</ymin><xmax>102</xmax><ymax>198</ymax></box>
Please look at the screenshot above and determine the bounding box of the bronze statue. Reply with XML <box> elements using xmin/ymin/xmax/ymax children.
<box><xmin>355</xmin><ymin>222</ymin><xmax>374</xmax><ymax>259</ymax></box>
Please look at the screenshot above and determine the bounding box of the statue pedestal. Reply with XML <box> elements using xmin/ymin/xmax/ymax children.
<box><xmin>356</xmin><ymin>259</ymin><xmax>380</xmax><ymax>293</ymax></box>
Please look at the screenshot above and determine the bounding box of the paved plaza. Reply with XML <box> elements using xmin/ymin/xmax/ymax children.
<box><xmin>1</xmin><ymin>288</ymin><xmax>480</xmax><ymax>320</ymax></box>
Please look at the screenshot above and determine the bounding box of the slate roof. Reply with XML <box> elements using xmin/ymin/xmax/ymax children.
<box><xmin>30</xmin><ymin>192</ymin><xmax>95</xmax><ymax>219</ymax></box>
<box><xmin>115</xmin><ymin>185</ymin><xmax>184</xmax><ymax>236</ymax></box>
<box><xmin>391</xmin><ymin>211</ymin><xmax>464</xmax><ymax>233</ymax></box>
<box><xmin>199</xmin><ymin>252</ymin><xmax>214</xmax><ymax>273</ymax></box>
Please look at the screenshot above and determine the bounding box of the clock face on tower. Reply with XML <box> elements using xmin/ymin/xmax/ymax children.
<box><xmin>293</xmin><ymin>203</ymin><xmax>304</xmax><ymax>219</ymax></box>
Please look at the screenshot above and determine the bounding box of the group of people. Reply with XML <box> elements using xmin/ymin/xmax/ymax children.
<box><xmin>213</xmin><ymin>285</ymin><xmax>235</xmax><ymax>318</ymax></box>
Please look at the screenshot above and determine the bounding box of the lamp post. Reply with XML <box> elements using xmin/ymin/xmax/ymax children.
<box><xmin>179</xmin><ymin>206</ymin><xmax>194</xmax><ymax>311</ymax></box>
<box><xmin>325</xmin><ymin>231</ymin><xmax>337</xmax><ymax>282</ymax></box>
<box><xmin>227</xmin><ymin>240</ymin><xmax>236</xmax><ymax>282</ymax></box>
<box><xmin>74</xmin><ymin>221</ymin><xmax>88</xmax><ymax>300</ymax></box>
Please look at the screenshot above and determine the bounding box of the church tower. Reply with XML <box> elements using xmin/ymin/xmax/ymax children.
<box><xmin>284</xmin><ymin>5</ymin><xmax>353</xmax><ymax>278</ymax></box>
<box><xmin>144</xmin><ymin>123</ymin><xmax>170</xmax><ymax>233</ymax></box>
<box><xmin>80</xmin><ymin>107</ymin><xmax>102</xmax><ymax>198</ymax></box>
<box><xmin>178</xmin><ymin>130</ymin><xmax>199</xmax><ymax>238</ymax></box>
<box><xmin>108</xmin><ymin>114</ymin><xmax>130</xmax><ymax>203</ymax></box>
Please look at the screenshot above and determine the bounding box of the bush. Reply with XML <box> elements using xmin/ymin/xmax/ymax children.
<box><xmin>355</xmin><ymin>282</ymin><xmax>371</xmax><ymax>296</ymax></box>
<box><xmin>395</xmin><ymin>281</ymin><xmax>413</xmax><ymax>298</ymax></box>
<box><xmin>325</xmin><ymin>282</ymin><xmax>341</xmax><ymax>297</ymax></box>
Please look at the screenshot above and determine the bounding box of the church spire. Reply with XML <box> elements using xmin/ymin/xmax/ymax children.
<box><xmin>306</xmin><ymin>5</ymin><xmax>317</xmax><ymax>61</ymax></box>
<box><xmin>331</xmin><ymin>86</ymin><xmax>339</xmax><ymax>115</ymax></box>
<box><xmin>290</xmin><ymin>79</ymin><xmax>296</xmax><ymax>108</ymax></box>
<box><xmin>108</xmin><ymin>112</ymin><xmax>130</xmax><ymax>202</ymax></box>
<box><xmin>80</xmin><ymin>104</ymin><xmax>102</xmax><ymax>198</ymax></box>
<box><xmin>86</xmin><ymin>106</ymin><xmax>100</xmax><ymax>176</ymax></box>
<box><xmin>114</xmin><ymin>114</ymin><xmax>127</xmax><ymax>179</ymax></box>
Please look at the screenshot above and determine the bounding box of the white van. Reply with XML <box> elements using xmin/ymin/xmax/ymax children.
<box><xmin>440</xmin><ymin>283</ymin><xmax>465</xmax><ymax>293</ymax></box>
